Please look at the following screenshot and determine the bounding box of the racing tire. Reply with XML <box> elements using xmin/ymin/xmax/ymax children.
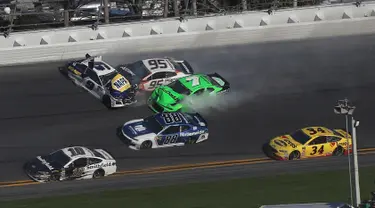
<box><xmin>93</xmin><ymin>169</ymin><xmax>105</xmax><ymax>179</ymax></box>
<box><xmin>289</xmin><ymin>151</ymin><xmax>301</xmax><ymax>160</ymax></box>
<box><xmin>102</xmin><ymin>95</ymin><xmax>113</xmax><ymax>109</ymax></box>
<box><xmin>332</xmin><ymin>146</ymin><xmax>344</xmax><ymax>156</ymax></box>
<box><xmin>185</xmin><ymin>137</ymin><xmax>197</xmax><ymax>145</ymax></box>
<box><xmin>140</xmin><ymin>141</ymin><xmax>152</xmax><ymax>149</ymax></box>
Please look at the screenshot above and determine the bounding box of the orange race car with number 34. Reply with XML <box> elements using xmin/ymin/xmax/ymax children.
<box><xmin>263</xmin><ymin>126</ymin><xmax>352</xmax><ymax>160</ymax></box>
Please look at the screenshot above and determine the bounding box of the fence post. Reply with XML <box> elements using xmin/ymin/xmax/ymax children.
<box><xmin>192</xmin><ymin>0</ymin><xmax>197</xmax><ymax>16</ymax></box>
<box><xmin>164</xmin><ymin>0</ymin><xmax>169</xmax><ymax>18</ymax></box>
<box><xmin>173</xmin><ymin>0</ymin><xmax>179</xmax><ymax>16</ymax></box>
<box><xmin>103</xmin><ymin>0</ymin><xmax>110</xmax><ymax>24</ymax></box>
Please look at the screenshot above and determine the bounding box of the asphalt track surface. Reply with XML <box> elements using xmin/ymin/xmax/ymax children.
<box><xmin>1</xmin><ymin>34</ymin><xmax>375</xmax><ymax>200</ymax></box>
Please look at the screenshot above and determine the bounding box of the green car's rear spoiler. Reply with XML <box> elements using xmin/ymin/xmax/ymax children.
<box><xmin>207</xmin><ymin>73</ymin><xmax>230</xmax><ymax>90</ymax></box>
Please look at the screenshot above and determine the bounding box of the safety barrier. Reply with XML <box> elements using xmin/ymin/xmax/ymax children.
<box><xmin>0</xmin><ymin>2</ymin><xmax>375</xmax><ymax>66</ymax></box>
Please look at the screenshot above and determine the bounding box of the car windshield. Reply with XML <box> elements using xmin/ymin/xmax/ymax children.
<box><xmin>45</xmin><ymin>150</ymin><xmax>71</xmax><ymax>166</ymax></box>
<box><xmin>290</xmin><ymin>130</ymin><xmax>311</xmax><ymax>144</ymax></box>
<box><xmin>182</xmin><ymin>113</ymin><xmax>196</xmax><ymax>124</ymax></box>
<box><xmin>168</xmin><ymin>80</ymin><xmax>190</xmax><ymax>95</ymax></box>
<box><xmin>99</xmin><ymin>71</ymin><xmax>117</xmax><ymax>86</ymax></box>
<box><xmin>126</xmin><ymin>61</ymin><xmax>150</xmax><ymax>79</ymax></box>
<box><xmin>143</xmin><ymin>116</ymin><xmax>163</xmax><ymax>133</ymax></box>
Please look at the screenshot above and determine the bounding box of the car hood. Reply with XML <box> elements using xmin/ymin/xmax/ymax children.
<box><xmin>122</xmin><ymin>119</ymin><xmax>156</xmax><ymax>138</ymax></box>
<box><xmin>152</xmin><ymin>86</ymin><xmax>184</xmax><ymax>106</ymax></box>
<box><xmin>25</xmin><ymin>156</ymin><xmax>63</xmax><ymax>172</ymax></box>
<box><xmin>269</xmin><ymin>135</ymin><xmax>301</xmax><ymax>149</ymax></box>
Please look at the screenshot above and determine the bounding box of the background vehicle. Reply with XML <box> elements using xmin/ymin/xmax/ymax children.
<box><xmin>59</xmin><ymin>54</ymin><xmax>138</xmax><ymax>109</ymax></box>
<box><xmin>263</xmin><ymin>126</ymin><xmax>352</xmax><ymax>160</ymax></box>
<box><xmin>147</xmin><ymin>73</ymin><xmax>230</xmax><ymax>113</ymax></box>
<box><xmin>24</xmin><ymin>146</ymin><xmax>117</xmax><ymax>182</ymax></box>
<box><xmin>116</xmin><ymin>57</ymin><xmax>194</xmax><ymax>91</ymax></box>
<box><xmin>120</xmin><ymin>112</ymin><xmax>209</xmax><ymax>150</ymax></box>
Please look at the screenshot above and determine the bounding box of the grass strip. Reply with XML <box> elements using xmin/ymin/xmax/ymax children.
<box><xmin>2</xmin><ymin>166</ymin><xmax>375</xmax><ymax>208</ymax></box>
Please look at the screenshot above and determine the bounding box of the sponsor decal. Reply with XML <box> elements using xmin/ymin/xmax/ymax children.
<box><xmin>180</xmin><ymin>130</ymin><xmax>205</xmax><ymax>137</ymax></box>
<box><xmin>161</xmin><ymin>88</ymin><xmax>179</xmax><ymax>101</ymax></box>
<box><xmin>134</xmin><ymin>125</ymin><xmax>146</xmax><ymax>132</ymax></box>
<box><xmin>87</xmin><ymin>162</ymin><xmax>115</xmax><ymax>170</ymax></box>
<box><xmin>37</xmin><ymin>156</ymin><xmax>54</xmax><ymax>170</ymax></box>
<box><xmin>111</xmin><ymin>74</ymin><xmax>131</xmax><ymax>92</ymax></box>
<box><xmin>330</xmin><ymin>142</ymin><xmax>336</xmax><ymax>147</ymax></box>
<box><xmin>283</xmin><ymin>139</ymin><xmax>297</xmax><ymax>148</ymax></box>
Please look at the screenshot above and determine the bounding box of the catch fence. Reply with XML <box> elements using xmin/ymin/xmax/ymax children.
<box><xmin>0</xmin><ymin>0</ymin><xmax>367</xmax><ymax>35</ymax></box>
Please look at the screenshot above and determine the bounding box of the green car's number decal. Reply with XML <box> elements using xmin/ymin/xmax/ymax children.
<box><xmin>186</xmin><ymin>76</ymin><xmax>200</xmax><ymax>86</ymax></box>
<box><xmin>162</xmin><ymin>113</ymin><xmax>182</xmax><ymax>124</ymax></box>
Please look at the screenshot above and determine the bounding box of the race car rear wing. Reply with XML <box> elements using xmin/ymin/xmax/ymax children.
<box><xmin>165</xmin><ymin>57</ymin><xmax>194</xmax><ymax>74</ymax></box>
<box><xmin>207</xmin><ymin>73</ymin><xmax>230</xmax><ymax>90</ymax></box>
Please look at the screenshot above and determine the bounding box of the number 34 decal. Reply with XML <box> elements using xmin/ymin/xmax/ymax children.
<box><xmin>310</xmin><ymin>145</ymin><xmax>324</xmax><ymax>155</ymax></box>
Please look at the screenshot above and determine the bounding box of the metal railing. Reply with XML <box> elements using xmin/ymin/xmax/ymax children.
<box><xmin>0</xmin><ymin>0</ymin><xmax>366</xmax><ymax>36</ymax></box>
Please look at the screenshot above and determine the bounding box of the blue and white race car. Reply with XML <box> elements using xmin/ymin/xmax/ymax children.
<box><xmin>120</xmin><ymin>112</ymin><xmax>209</xmax><ymax>150</ymax></box>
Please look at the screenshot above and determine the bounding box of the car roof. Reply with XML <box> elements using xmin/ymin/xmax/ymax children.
<box><xmin>179</xmin><ymin>74</ymin><xmax>212</xmax><ymax>91</ymax></box>
<box><xmin>154</xmin><ymin>112</ymin><xmax>191</xmax><ymax>126</ymax></box>
<box><xmin>300</xmin><ymin>126</ymin><xmax>338</xmax><ymax>137</ymax></box>
<box><xmin>141</xmin><ymin>58</ymin><xmax>176</xmax><ymax>73</ymax></box>
<box><xmin>80</xmin><ymin>59</ymin><xmax>117</xmax><ymax>77</ymax></box>
<box><xmin>60</xmin><ymin>146</ymin><xmax>97</xmax><ymax>160</ymax></box>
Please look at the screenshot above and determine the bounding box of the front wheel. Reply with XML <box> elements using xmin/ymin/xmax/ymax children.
<box><xmin>289</xmin><ymin>151</ymin><xmax>301</xmax><ymax>160</ymax></box>
<box><xmin>140</xmin><ymin>141</ymin><xmax>152</xmax><ymax>149</ymax></box>
<box><xmin>102</xmin><ymin>95</ymin><xmax>113</xmax><ymax>109</ymax></box>
<box><xmin>93</xmin><ymin>169</ymin><xmax>105</xmax><ymax>179</ymax></box>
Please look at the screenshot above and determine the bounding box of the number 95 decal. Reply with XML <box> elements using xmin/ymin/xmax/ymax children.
<box><xmin>149</xmin><ymin>80</ymin><xmax>163</xmax><ymax>89</ymax></box>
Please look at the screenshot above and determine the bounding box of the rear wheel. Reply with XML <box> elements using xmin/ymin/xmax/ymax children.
<box><xmin>93</xmin><ymin>169</ymin><xmax>105</xmax><ymax>179</ymax></box>
<box><xmin>332</xmin><ymin>146</ymin><xmax>344</xmax><ymax>156</ymax></box>
<box><xmin>140</xmin><ymin>141</ymin><xmax>152</xmax><ymax>149</ymax></box>
<box><xmin>289</xmin><ymin>151</ymin><xmax>301</xmax><ymax>160</ymax></box>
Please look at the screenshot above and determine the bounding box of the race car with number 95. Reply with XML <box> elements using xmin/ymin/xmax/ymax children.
<box><xmin>263</xmin><ymin>126</ymin><xmax>352</xmax><ymax>160</ymax></box>
<box><xmin>120</xmin><ymin>112</ymin><xmax>209</xmax><ymax>150</ymax></box>
<box><xmin>116</xmin><ymin>57</ymin><xmax>194</xmax><ymax>91</ymax></box>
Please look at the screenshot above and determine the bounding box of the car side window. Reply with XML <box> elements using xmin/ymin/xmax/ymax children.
<box><xmin>180</xmin><ymin>125</ymin><xmax>190</xmax><ymax>132</ymax></box>
<box><xmin>327</xmin><ymin>136</ymin><xmax>342</xmax><ymax>143</ymax></box>
<box><xmin>206</xmin><ymin>87</ymin><xmax>215</xmax><ymax>93</ymax></box>
<box><xmin>309</xmin><ymin>136</ymin><xmax>327</xmax><ymax>145</ymax></box>
<box><xmin>152</xmin><ymin>72</ymin><xmax>167</xmax><ymax>79</ymax></box>
<box><xmin>88</xmin><ymin>158</ymin><xmax>102</xmax><ymax>165</ymax></box>
<box><xmin>165</xmin><ymin>72</ymin><xmax>177</xmax><ymax>78</ymax></box>
<box><xmin>73</xmin><ymin>158</ymin><xmax>88</xmax><ymax>168</ymax></box>
<box><xmin>163</xmin><ymin>126</ymin><xmax>180</xmax><ymax>134</ymax></box>
<box><xmin>86</xmin><ymin>69</ymin><xmax>101</xmax><ymax>85</ymax></box>
<box><xmin>194</xmin><ymin>89</ymin><xmax>205</xmax><ymax>96</ymax></box>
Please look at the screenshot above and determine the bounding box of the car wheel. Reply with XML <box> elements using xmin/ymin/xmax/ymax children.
<box><xmin>140</xmin><ymin>141</ymin><xmax>152</xmax><ymax>149</ymax></box>
<box><xmin>185</xmin><ymin>137</ymin><xmax>197</xmax><ymax>145</ymax></box>
<box><xmin>289</xmin><ymin>151</ymin><xmax>301</xmax><ymax>160</ymax></box>
<box><xmin>332</xmin><ymin>146</ymin><xmax>344</xmax><ymax>156</ymax></box>
<box><xmin>102</xmin><ymin>95</ymin><xmax>112</xmax><ymax>109</ymax></box>
<box><xmin>93</xmin><ymin>169</ymin><xmax>105</xmax><ymax>179</ymax></box>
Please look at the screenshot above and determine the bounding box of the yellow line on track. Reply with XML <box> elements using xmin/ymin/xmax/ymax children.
<box><xmin>1</xmin><ymin>149</ymin><xmax>375</xmax><ymax>188</ymax></box>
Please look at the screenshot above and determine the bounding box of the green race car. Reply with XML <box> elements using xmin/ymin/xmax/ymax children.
<box><xmin>147</xmin><ymin>73</ymin><xmax>230</xmax><ymax>113</ymax></box>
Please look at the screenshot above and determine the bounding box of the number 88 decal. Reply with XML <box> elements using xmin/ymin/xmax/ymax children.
<box><xmin>162</xmin><ymin>113</ymin><xmax>182</xmax><ymax>124</ymax></box>
<box><xmin>164</xmin><ymin>135</ymin><xmax>178</xmax><ymax>145</ymax></box>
